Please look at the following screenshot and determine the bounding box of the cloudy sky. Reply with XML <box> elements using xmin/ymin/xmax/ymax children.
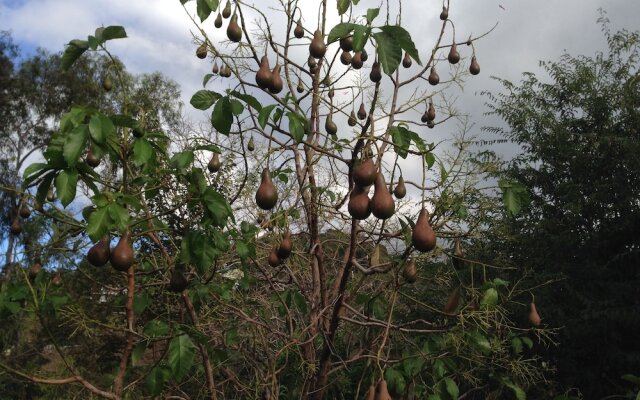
<box><xmin>1</xmin><ymin>0</ymin><xmax>638</xmax><ymax>159</ymax></box>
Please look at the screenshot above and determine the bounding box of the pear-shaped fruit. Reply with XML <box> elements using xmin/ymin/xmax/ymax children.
<box><xmin>370</xmin><ymin>61</ymin><xmax>382</xmax><ymax>82</ymax></box>
<box><xmin>296</xmin><ymin>76</ymin><xmax>304</xmax><ymax>93</ymax></box>
<box><xmin>402</xmin><ymin>52</ymin><xmax>412</xmax><ymax>68</ymax></box>
<box><xmin>308</xmin><ymin>56</ymin><xmax>317</xmax><ymax>69</ymax></box>
<box><xmin>268</xmin><ymin>247</ymin><xmax>281</xmax><ymax>267</ymax></box>
<box><xmin>340</xmin><ymin>50</ymin><xmax>352</xmax><ymax>65</ymax></box>
<box><xmin>353</xmin><ymin>158</ymin><xmax>377</xmax><ymax>187</ymax></box>
<box><xmin>52</xmin><ymin>273</ymin><xmax>62</xmax><ymax>286</ymax></box>
<box><xmin>222</xmin><ymin>0</ymin><xmax>231</xmax><ymax>18</ymax></box>
<box><xmin>46</xmin><ymin>188</ymin><xmax>55</xmax><ymax>202</ymax></box>
<box><xmin>529</xmin><ymin>302</ymin><xmax>541</xmax><ymax>326</ymax></box>
<box><xmin>309</xmin><ymin>30</ymin><xmax>326</xmax><ymax>59</ymax></box>
<box><xmin>196</xmin><ymin>43</ymin><xmax>208</xmax><ymax>59</ymax></box>
<box><xmin>469</xmin><ymin>55</ymin><xmax>481</xmax><ymax>75</ymax></box>
<box><xmin>208</xmin><ymin>152</ymin><xmax>221</xmax><ymax>173</ymax></box>
<box><xmin>247</xmin><ymin>136</ymin><xmax>255</xmax><ymax>151</ymax></box>
<box><xmin>367</xmin><ymin>385</ymin><xmax>376</xmax><ymax>400</ymax></box>
<box><xmin>348</xmin><ymin>110</ymin><xmax>357</xmax><ymax>126</ymax></box>
<box><xmin>339</xmin><ymin>36</ymin><xmax>353</xmax><ymax>52</ymax></box>
<box><xmin>347</xmin><ymin>186</ymin><xmax>371</xmax><ymax>220</ymax></box>
<box><xmin>325</xmin><ymin>116</ymin><xmax>337</xmax><ymax>136</ymax></box>
<box><xmin>214</xmin><ymin>11</ymin><xmax>223</xmax><ymax>28</ymax></box>
<box><xmin>448</xmin><ymin>43</ymin><xmax>460</xmax><ymax>64</ymax></box>
<box><xmin>427</xmin><ymin>119</ymin><xmax>435</xmax><ymax>129</ymax></box>
<box><xmin>255</xmin><ymin>168</ymin><xmax>278</xmax><ymax>210</ymax></box>
<box><xmin>428</xmin><ymin>66</ymin><xmax>440</xmax><ymax>85</ymax></box>
<box><xmin>440</xmin><ymin>6</ymin><xmax>449</xmax><ymax>20</ymax></box>
<box><xmin>452</xmin><ymin>238</ymin><xmax>465</xmax><ymax>269</ymax></box>
<box><xmin>19</xmin><ymin>205</ymin><xmax>31</xmax><ymax>219</ymax></box>
<box><xmin>10</xmin><ymin>217</ymin><xmax>22</xmax><ymax>235</ymax></box>
<box><xmin>169</xmin><ymin>269</ymin><xmax>189</xmax><ymax>292</ymax></box>
<box><xmin>427</xmin><ymin>101</ymin><xmax>436</xmax><ymax>121</ymax></box>
<box><xmin>393</xmin><ymin>176</ymin><xmax>406</xmax><ymax>199</ymax></box>
<box><xmin>361</xmin><ymin>48</ymin><xmax>369</xmax><ymax>62</ymax></box>
<box><xmin>357</xmin><ymin>102</ymin><xmax>367</xmax><ymax>120</ymax></box>
<box><xmin>294</xmin><ymin>18</ymin><xmax>304</xmax><ymax>38</ymax></box>
<box><xmin>29</xmin><ymin>262</ymin><xmax>42</xmax><ymax>280</ymax></box>
<box><xmin>351</xmin><ymin>52</ymin><xmax>363</xmax><ymax>69</ymax></box>
<box><xmin>375</xmin><ymin>379</ymin><xmax>392</xmax><ymax>400</ymax></box>
<box><xmin>269</xmin><ymin>64</ymin><xmax>283</xmax><ymax>94</ymax></box>
<box><xmin>88</xmin><ymin>235</ymin><xmax>111</xmax><ymax>267</ymax></box>
<box><xmin>371</xmin><ymin>173</ymin><xmax>395</xmax><ymax>219</ymax></box>
<box><xmin>102</xmin><ymin>76</ymin><xmax>113</xmax><ymax>91</ymax></box>
<box><xmin>443</xmin><ymin>286</ymin><xmax>461</xmax><ymax>315</ymax></box>
<box><xmin>111</xmin><ymin>230</ymin><xmax>134</xmax><ymax>272</ymax></box>
<box><xmin>328</xmin><ymin>87</ymin><xmax>335</xmax><ymax>98</ymax></box>
<box><xmin>212</xmin><ymin>62</ymin><xmax>219</xmax><ymax>74</ymax></box>
<box><xmin>227</xmin><ymin>14</ymin><xmax>242</xmax><ymax>42</ymax></box>
<box><xmin>255</xmin><ymin>55</ymin><xmax>273</xmax><ymax>89</ymax></box>
<box><xmin>403</xmin><ymin>258</ymin><xmax>417</xmax><ymax>283</ymax></box>
<box><xmin>412</xmin><ymin>208</ymin><xmax>436</xmax><ymax>252</ymax></box>
<box><xmin>133</xmin><ymin>127</ymin><xmax>145</xmax><ymax>138</ymax></box>
<box><xmin>86</xmin><ymin>147</ymin><xmax>100</xmax><ymax>167</ymax></box>
<box><xmin>277</xmin><ymin>230</ymin><xmax>292</xmax><ymax>259</ymax></box>
<box><xmin>421</xmin><ymin>110</ymin><xmax>429</xmax><ymax>123</ymax></box>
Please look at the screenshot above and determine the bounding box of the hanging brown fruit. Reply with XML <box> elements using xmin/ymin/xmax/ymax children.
<box><xmin>325</xmin><ymin>116</ymin><xmax>338</xmax><ymax>137</ymax></box>
<box><xmin>421</xmin><ymin>110</ymin><xmax>429</xmax><ymax>123</ymax></box>
<box><xmin>308</xmin><ymin>56</ymin><xmax>317</xmax><ymax>70</ymax></box>
<box><xmin>402</xmin><ymin>52</ymin><xmax>412</xmax><ymax>68</ymax></box>
<box><xmin>10</xmin><ymin>217</ymin><xmax>22</xmax><ymax>235</ymax></box>
<box><xmin>347</xmin><ymin>186</ymin><xmax>371</xmax><ymax>220</ymax></box>
<box><xmin>412</xmin><ymin>208</ymin><xmax>436</xmax><ymax>252</ymax></box>
<box><xmin>367</xmin><ymin>385</ymin><xmax>376</xmax><ymax>400</ymax></box>
<box><xmin>86</xmin><ymin>147</ymin><xmax>101</xmax><ymax>167</ymax></box>
<box><xmin>403</xmin><ymin>258</ymin><xmax>417</xmax><ymax>283</ymax></box>
<box><xmin>208</xmin><ymin>152</ymin><xmax>221</xmax><ymax>173</ymax></box>
<box><xmin>469</xmin><ymin>55</ymin><xmax>481</xmax><ymax>75</ymax></box>
<box><xmin>452</xmin><ymin>238</ymin><xmax>465</xmax><ymax>269</ymax></box>
<box><xmin>169</xmin><ymin>269</ymin><xmax>189</xmax><ymax>292</ymax></box>
<box><xmin>196</xmin><ymin>43</ymin><xmax>208</xmax><ymax>59</ymax></box>
<box><xmin>428</xmin><ymin>66</ymin><xmax>440</xmax><ymax>85</ymax></box>
<box><xmin>255</xmin><ymin>55</ymin><xmax>273</xmax><ymax>89</ymax></box>
<box><xmin>375</xmin><ymin>379</ymin><xmax>392</xmax><ymax>400</ymax></box>
<box><xmin>255</xmin><ymin>168</ymin><xmax>278</xmax><ymax>210</ymax></box>
<box><xmin>269</xmin><ymin>64</ymin><xmax>283</xmax><ymax>94</ymax></box>
<box><xmin>212</xmin><ymin>62</ymin><xmax>219</xmax><ymax>74</ymax></box>
<box><xmin>443</xmin><ymin>286</ymin><xmax>461</xmax><ymax>315</ymax></box>
<box><xmin>102</xmin><ymin>76</ymin><xmax>113</xmax><ymax>91</ymax></box>
<box><xmin>328</xmin><ymin>87</ymin><xmax>335</xmax><ymax>99</ymax></box>
<box><xmin>357</xmin><ymin>102</ymin><xmax>367</xmax><ymax>120</ymax></box>
<box><xmin>371</xmin><ymin>173</ymin><xmax>395</xmax><ymax>219</ymax></box>
<box><xmin>393</xmin><ymin>176</ymin><xmax>406</xmax><ymax>199</ymax></box>
<box><xmin>427</xmin><ymin>101</ymin><xmax>436</xmax><ymax>121</ymax></box>
<box><xmin>222</xmin><ymin>0</ymin><xmax>231</xmax><ymax>18</ymax></box>
<box><xmin>88</xmin><ymin>235</ymin><xmax>111</xmax><ymax>267</ymax></box>
<box><xmin>370</xmin><ymin>61</ymin><xmax>382</xmax><ymax>82</ymax></box>
<box><xmin>361</xmin><ymin>48</ymin><xmax>369</xmax><ymax>62</ymax></box>
<box><xmin>214</xmin><ymin>11</ymin><xmax>223</xmax><ymax>28</ymax></box>
<box><xmin>353</xmin><ymin>158</ymin><xmax>377</xmax><ymax>187</ymax></box>
<box><xmin>277</xmin><ymin>230</ymin><xmax>292</xmax><ymax>259</ymax></box>
<box><xmin>339</xmin><ymin>36</ymin><xmax>353</xmax><ymax>52</ymax></box>
<box><xmin>340</xmin><ymin>50</ymin><xmax>352</xmax><ymax>65</ymax></box>
<box><xmin>19</xmin><ymin>205</ymin><xmax>31</xmax><ymax>219</ymax></box>
<box><xmin>440</xmin><ymin>6</ymin><xmax>449</xmax><ymax>20</ymax></box>
<box><xmin>309</xmin><ymin>30</ymin><xmax>326</xmax><ymax>59</ymax></box>
<box><xmin>29</xmin><ymin>261</ymin><xmax>42</xmax><ymax>280</ymax></box>
<box><xmin>348</xmin><ymin>110</ymin><xmax>357</xmax><ymax>126</ymax></box>
<box><xmin>111</xmin><ymin>230</ymin><xmax>134</xmax><ymax>272</ymax></box>
<box><xmin>227</xmin><ymin>13</ymin><xmax>242</xmax><ymax>42</ymax></box>
<box><xmin>51</xmin><ymin>273</ymin><xmax>62</xmax><ymax>286</ymax></box>
<box><xmin>529</xmin><ymin>302</ymin><xmax>542</xmax><ymax>326</ymax></box>
<box><xmin>448</xmin><ymin>43</ymin><xmax>460</xmax><ymax>64</ymax></box>
<box><xmin>351</xmin><ymin>52</ymin><xmax>363</xmax><ymax>69</ymax></box>
<box><xmin>427</xmin><ymin>119</ymin><xmax>435</xmax><ymax>129</ymax></box>
<box><xmin>247</xmin><ymin>136</ymin><xmax>255</xmax><ymax>151</ymax></box>
<box><xmin>268</xmin><ymin>247</ymin><xmax>281</xmax><ymax>267</ymax></box>
<box><xmin>294</xmin><ymin>18</ymin><xmax>304</xmax><ymax>39</ymax></box>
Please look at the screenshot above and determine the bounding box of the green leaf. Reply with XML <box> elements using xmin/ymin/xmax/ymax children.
<box><xmin>230</xmin><ymin>99</ymin><xmax>244</xmax><ymax>115</ymax></box>
<box><xmin>202</xmin><ymin>73</ymin><xmax>214</xmax><ymax>87</ymax></box>
<box><xmin>86</xmin><ymin>206</ymin><xmax>113</xmax><ymax>242</ymax></box>
<box><xmin>328</xmin><ymin>22</ymin><xmax>357</xmax><ymax>44</ymax></box>
<box><xmin>102</xmin><ymin>26</ymin><xmax>127</xmax><ymax>41</ymax></box>
<box><xmin>385</xmin><ymin>368</ymin><xmax>407</xmax><ymax>395</ymax></box>
<box><xmin>146</xmin><ymin>365</ymin><xmax>171</xmax><ymax>396</ymax></box>
<box><xmin>89</xmin><ymin>115</ymin><xmax>114</xmax><ymax>145</ymax></box>
<box><xmin>366</xmin><ymin>8</ymin><xmax>380</xmax><ymax>24</ymax></box>
<box><xmin>373</xmin><ymin>31</ymin><xmax>402</xmax><ymax>75</ymax></box>
<box><xmin>55</xmin><ymin>169</ymin><xmax>78</xmax><ymax>208</ymax></box>
<box><xmin>258</xmin><ymin>104</ymin><xmax>277</xmax><ymax>129</ymax></box>
<box><xmin>379</xmin><ymin>25</ymin><xmax>421</xmax><ymax>64</ymax></box>
<box><xmin>211</xmin><ymin>96</ymin><xmax>233</xmax><ymax>135</ymax></box>
<box><xmin>196</xmin><ymin>0</ymin><xmax>212</xmax><ymax>22</ymax></box>
<box><xmin>168</xmin><ymin>334</ymin><xmax>196</xmax><ymax>381</ymax></box>
<box><xmin>133</xmin><ymin>293</ymin><xmax>150</xmax><ymax>314</ymax></box>
<box><xmin>498</xmin><ymin>179</ymin><xmax>529</xmax><ymax>216</ymax></box>
<box><xmin>287</xmin><ymin>112</ymin><xmax>307</xmax><ymax>143</ymax></box>
<box><xmin>480</xmin><ymin>287</ymin><xmax>499</xmax><ymax>309</ymax></box>
<box><xmin>443</xmin><ymin>377</ymin><xmax>459</xmax><ymax>400</ymax></box>
<box><xmin>131</xmin><ymin>341</ymin><xmax>147</xmax><ymax>367</ymax></box>
<box><xmin>190</xmin><ymin>90</ymin><xmax>221</xmax><ymax>110</ymax></box>
<box><xmin>337</xmin><ymin>0</ymin><xmax>351</xmax><ymax>15</ymax></box>
<box><xmin>521</xmin><ymin>336</ymin><xmax>534</xmax><ymax>349</ymax></box>
<box><xmin>22</xmin><ymin>163</ymin><xmax>49</xmax><ymax>180</ymax></box>
<box><xmin>132</xmin><ymin>138</ymin><xmax>153</xmax><ymax>166</ymax></box>
<box><xmin>107</xmin><ymin>203</ymin><xmax>129</xmax><ymax>232</ymax></box>
<box><xmin>170</xmin><ymin>151</ymin><xmax>194</xmax><ymax>170</ymax></box>
<box><xmin>502</xmin><ymin>379</ymin><xmax>526</xmax><ymax>400</ymax></box>
<box><xmin>205</xmin><ymin>0</ymin><xmax>220</xmax><ymax>10</ymax></box>
<box><xmin>144</xmin><ymin>320</ymin><xmax>169</xmax><ymax>337</ymax></box>
<box><xmin>63</xmin><ymin>125</ymin><xmax>89</xmax><ymax>167</ymax></box>
<box><xmin>511</xmin><ymin>337</ymin><xmax>523</xmax><ymax>354</ymax></box>
<box><xmin>229</xmin><ymin>90</ymin><xmax>262</xmax><ymax>111</ymax></box>
<box><xmin>425</xmin><ymin>152</ymin><xmax>436</xmax><ymax>168</ymax></box>
<box><xmin>351</xmin><ymin>25</ymin><xmax>370</xmax><ymax>52</ymax></box>
<box><xmin>35</xmin><ymin>172</ymin><xmax>55</xmax><ymax>206</ymax></box>
<box><xmin>60</xmin><ymin>40</ymin><xmax>88</xmax><ymax>71</ymax></box>
<box><xmin>390</xmin><ymin>126</ymin><xmax>411</xmax><ymax>158</ymax></box>
<box><xmin>202</xmin><ymin>187</ymin><xmax>233</xmax><ymax>226</ymax></box>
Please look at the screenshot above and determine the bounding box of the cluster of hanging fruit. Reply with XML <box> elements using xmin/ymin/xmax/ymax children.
<box><xmin>87</xmin><ymin>230</ymin><xmax>134</xmax><ymax>272</ymax></box>
<box><xmin>268</xmin><ymin>230</ymin><xmax>292</xmax><ymax>267</ymax></box>
<box><xmin>366</xmin><ymin>379</ymin><xmax>392</xmax><ymax>400</ymax></box>
<box><xmin>9</xmin><ymin>202</ymin><xmax>31</xmax><ymax>236</ymax></box>
<box><xmin>210</xmin><ymin>60</ymin><xmax>232</xmax><ymax>78</ymax></box>
<box><xmin>255</xmin><ymin>55</ymin><xmax>284</xmax><ymax>94</ymax></box>
<box><xmin>209</xmin><ymin>0</ymin><xmax>242</xmax><ymax>43</ymax></box>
